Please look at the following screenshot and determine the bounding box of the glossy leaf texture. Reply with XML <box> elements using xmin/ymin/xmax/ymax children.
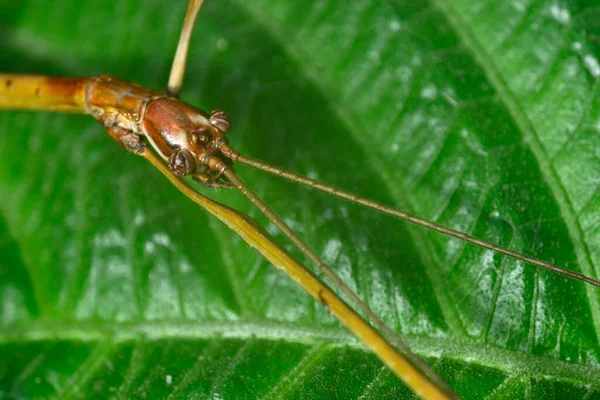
<box><xmin>1</xmin><ymin>0</ymin><xmax>600</xmax><ymax>398</ymax></box>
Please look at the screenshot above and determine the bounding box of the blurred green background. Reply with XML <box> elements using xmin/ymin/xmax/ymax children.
<box><xmin>1</xmin><ymin>0</ymin><xmax>600</xmax><ymax>398</ymax></box>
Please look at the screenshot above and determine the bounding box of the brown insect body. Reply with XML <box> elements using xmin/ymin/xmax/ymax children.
<box><xmin>86</xmin><ymin>74</ymin><xmax>231</xmax><ymax>184</ymax></box>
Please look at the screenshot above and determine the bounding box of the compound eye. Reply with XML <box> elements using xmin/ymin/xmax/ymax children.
<box><xmin>168</xmin><ymin>149</ymin><xmax>196</xmax><ymax>176</ymax></box>
<box><xmin>210</xmin><ymin>110</ymin><xmax>230</xmax><ymax>133</ymax></box>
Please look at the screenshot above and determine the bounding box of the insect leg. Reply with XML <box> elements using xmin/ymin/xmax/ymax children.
<box><xmin>104</xmin><ymin>126</ymin><xmax>145</xmax><ymax>155</ymax></box>
<box><xmin>167</xmin><ymin>0</ymin><xmax>205</xmax><ymax>97</ymax></box>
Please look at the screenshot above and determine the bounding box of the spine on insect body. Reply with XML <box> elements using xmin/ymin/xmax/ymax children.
<box><xmin>0</xmin><ymin>74</ymin><xmax>89</xmax><ymax>113</ymax></box>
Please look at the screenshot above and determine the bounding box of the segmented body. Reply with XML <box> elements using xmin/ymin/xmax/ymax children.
<box><xmin>87</xmin><ymin>75</ymin><xmax>231</xmax><ymax>184</ymax></box>
<box><xmin>0</xmin><ymin>73</ymin><xmax>232</xmax><ymax>184</ymax></box>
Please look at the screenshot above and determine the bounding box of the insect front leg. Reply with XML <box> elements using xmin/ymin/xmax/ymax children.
<box><xmin>104</xmin><ymin>125</ymin><xmax>145</xmax><ymax>155</ymax></box>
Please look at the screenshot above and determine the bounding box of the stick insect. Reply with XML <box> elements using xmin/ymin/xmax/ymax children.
<box><xmin>1</xmin><ymin>0</ymin><xmax>599</xmax><ymax>398</ymax></box>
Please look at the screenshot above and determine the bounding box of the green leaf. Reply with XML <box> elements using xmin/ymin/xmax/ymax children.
<box><xmin>1</xmin><ymin>0</ymin><xmax>600</xmax><ymax>398</ymax></box>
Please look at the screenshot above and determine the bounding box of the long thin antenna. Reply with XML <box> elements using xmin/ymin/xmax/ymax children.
<box><xmin>220</xmin><ymin>166</ymin><xmax>459</xmax><ymax>400</ymax></box>
<box><xmin>224</xmin><ymin>151</ymin><xmax>600</xmax><ymax>288</ymax></box>
<box><xmin>167</xmin><ymin>0</ymin><xmax>205</xmax><ymax>97</ymax></box>
<box><xmin>143</xmin><ymin>150</ymin><xmax>458</xmax><ymax>400</ymax></box>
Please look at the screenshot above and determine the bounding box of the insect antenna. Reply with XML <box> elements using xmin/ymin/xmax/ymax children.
<box><xmin>162</xmin><ymin>1</ymin><xmax>459</xmax><ymax>395</ymax></box>
<box><xmin>210</xmin><ymin>162</ymin><xmax>459</xmax><ymax>399</ymax></box>
<box><xmin>218</xmin><ymin>146</ymin><xmax>600</xmax><ymax>288</ymax></box>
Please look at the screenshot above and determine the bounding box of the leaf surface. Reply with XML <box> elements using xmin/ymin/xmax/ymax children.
<box><xmin>1</xmin><ymin>0</ymin><xmax>599</xmax><ymax>398</ymax></box>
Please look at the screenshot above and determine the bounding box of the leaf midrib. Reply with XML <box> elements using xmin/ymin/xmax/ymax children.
<box><xmin>3</xmin><ymin>320</ymin><xmax>599</xmax><ymax>386</ymax></box>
